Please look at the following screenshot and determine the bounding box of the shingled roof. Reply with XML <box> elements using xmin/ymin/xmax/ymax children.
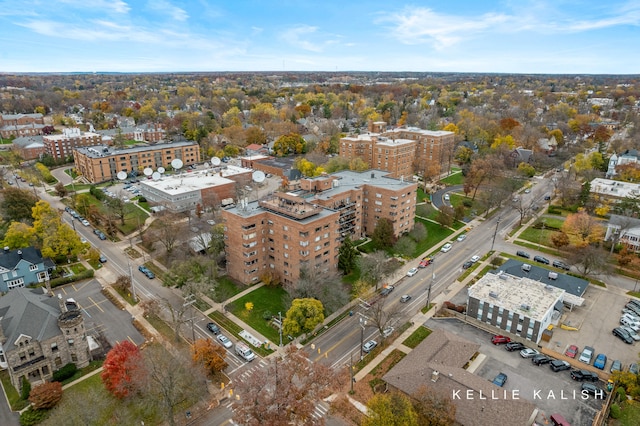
<box><xmin>383</xmin><ymin>328</ymin><xmax>537</xmax><ymax>426</ymax></box>
<box><xmin>0</xmin><ymin>247</ymin><xmax>47</xmax><ymax>270</ymax></box>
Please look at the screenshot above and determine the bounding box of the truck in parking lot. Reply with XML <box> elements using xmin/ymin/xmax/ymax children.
<box><xmin>235</xmin><ymin>341</ymin><xmax>256</xmax><ymax>362</ymax></box>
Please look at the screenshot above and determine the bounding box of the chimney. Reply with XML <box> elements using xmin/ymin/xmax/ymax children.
<box><xmin>431</xmin><ymin>370</ymin><xmax>439</xmax><ymax>382</ymax></box>
<box><xmin>3</xmin><ymin>247</ymin><xmax>8</xmax><ymax>253</ymax></box>
<box><xmin>57</xmin><ymin>294</ymin><xmax>66</xmax><ymax>313</ymax></box>
<box><xmin>17</xmin><ymin>250</ymin><xmax>22</xmax><ymax>258</ymax></box>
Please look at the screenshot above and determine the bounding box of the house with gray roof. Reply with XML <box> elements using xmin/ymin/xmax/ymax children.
<box><xmin>0</xmin><ymin>247</ymin><xmax>54</xmax><ymax>293</ymax></box>
<box><xmin>0</xmin><ymin>287</ymin><xmax>90</xmax><ymax>392</ymax></box>
<box><xmin>383</xmin><ymin>329</ymin><xmax>537</xmax><ymax>426</ymax></box>
<box><xmin>11</xmin><ymin>135</ymin><xmax>45</xmax><ymax>160</ymax></box>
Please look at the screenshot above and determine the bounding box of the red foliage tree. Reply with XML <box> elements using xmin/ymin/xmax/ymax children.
<box><xmin>101</xmin><ymin>340</ymin><xmax>144</xmax><ymax>398</ymax></box>
<box><xmin>29</xmin><ymin>381</ymin><xmax>63</xmax><ymax>409</ymax></box>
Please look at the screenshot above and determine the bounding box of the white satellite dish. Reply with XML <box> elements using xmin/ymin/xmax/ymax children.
<box><xmin>252</xmin><ymin>170</ymin><xmax>266</xmax><ymax>183</ymax></box>
<box><xmin>116</xmin><ymin>171</ymin><xmax>127</xmax><ymax>180</ymax></box>
<box><xmin>211</xmin><ymin>157</ymin><xmax>221</xmax><ymax>166</ymax></box>
<box><xmin>157</xmin><ymin>167</ymin><xmax>165</xmax><ymax>174</ymax></box>
<box><xmin>152</xmin><ymin>172</ymin><xmax>161</xmax><ymax>181</ymax></box>
<box><xmin>143</xmin><ymin>167</ymin><xmax>153</xmax><ymax>176</ymax></box>
<box><xmin>171</xmin><ymin>159</ymin><xmax>183</xmax><ymax>170</ymax></box>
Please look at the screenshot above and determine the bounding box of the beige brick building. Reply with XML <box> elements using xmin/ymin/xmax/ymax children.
<box><xmin>44</xmin><ymin>127</ymin><xmax>103</xmax><ymax>160</ymax></box>
<box><xmin>222</xmin><ymin>170</ymin><xmax>417</xmax><ymax>285</ymax></box>
<box><xmin>0</xmin><ymin>288</ymin><xmax>91</xmax><ymax>393</ymax></box>
<box><xmin>339</xmin><ymin>123</ymin><xmax>456</xmax><ymax>179</ymax></box>
<box><xmin>73</xmin><ymin>141</ymin><xmax>201</xmax><ymax>183</ymax></box>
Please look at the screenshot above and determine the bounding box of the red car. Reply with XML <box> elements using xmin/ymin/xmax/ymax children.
<box><xmin>419</xmin><ymin>257</ymin><xmax>433</xmax><ymax>268</ymax></box>
<box><xmin>491</xmin><ymin>335</ymin><xmax>511</xmax><ymax>345</ymax></box>
<box><xmin>565</xmin><ymin>345</ymin><xmax>579</xmax><ymax>358</ymax></box>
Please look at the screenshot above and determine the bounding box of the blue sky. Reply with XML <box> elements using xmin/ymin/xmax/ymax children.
<box><xmin>1</xmin><ymin>0</ymin><xmax>639</xmax><ymax>74</ymax></box>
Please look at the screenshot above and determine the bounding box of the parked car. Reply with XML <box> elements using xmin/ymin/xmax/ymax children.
<box><xmin>533</xmin><ymin>255</ymin><xmax>550</xmax><ymax>264</ymax></box>
<box><xmin>520</xmin><ymin>348</ymin><xmax>540</xmax><ymax>358</ymax></box>
<box><xmin>492</xmin><ymin>372</ymin><xmax>507</xmax><ymax>387</ymax></box>
<box><xmin>470</xmin><ymin>255</ymin><xmax>480</xmax><ymax>263</ymax></box>
<box><xmin>613</xmin><ymin>327</ymin><xmax>635</xmax><ymax>344</ymax></box>
<box><xmin>362</xmin><ymin>340</ymin><xmax>377</xmax><ymax>353</ymax></box>
<box><xmin>552</xmin><ymin>260</ymin><xmax>570</xmax><ymax>270</ymax></box>
<box><xmin>628</xmin><ymin>299</ymin><xmax>640</xmax><ymax>309</ymax></box>
<box><xmin>81</xmin><ymin>219</ymin><xmax>90</xmax><ymax>226</ymax></box>
<box><xmin>491</xmin><ymin>335</ymin><xmax>511</xmax><ymax>345</ymax></box>
<box><xmin>581</xmin><ymin>383</ymin><xmax>605</xmax><ymax>398</ymax></box>
<box><xmin>625</xmin><ymin>303</ymin><xmax>640</xmax><ymax>316</ymax></box>
<box><xmin>217</xmin><ymin>334</ymin><xmax>233</xmax><ymax>348</ymax></box>
<box><xmin>550</xmin><ymin>360</ymin><xmax>571</xmax><ymax>372</ymax></box>
<box><xmin>565</xmin><ymin>345</ymin><xmax>579</xmax><ymax>358</ymax></box>
<box><xmin>98</xmin><ymin>255</ymin><xmax>107</xmax><ymax>263</ymax></box>
<box><xmin>456</xmin><ymin>234</ymin><xmax>467</xmax><ymax>242</ymax></box>
<box><xmin>462</xmin><ymin>261</ymin><xmax>473</xmax><ymax>269</ymax></box>
<box><xmin>382</xmin><ymin>326</ymin><xmax>394</xmax><ymax>338</ymax></box>
<box><xmin>516</xmin><ymin>250</ymin><xmax>530</xmax><ymax>259</ymax></box>
<box><xmin>419</xmin><ymin>257</ymin><xmax>432</xmax><ymax>268</ymax></box>
<box><xmin>97</xmin><ymin>231</ymin><xmax>107</xmax><ymax>240</ymax></box>
<box><xmin>579</xmin><ymin>346</ymin><xmax>594</xmax><ymax>364</ymax></box>
<box><xmin>570</xmin><ymin>369</ymin><xmax>599</xmax><ymax>382</ymax></box>
<box><xmin>505</xmin><ymin>342</ymin><xmax>525</xmax><ymax>352</ymax></box>
<box><xmin>400</xmin><ymin>294</ymin><xmax>412</xmax><ymax>303</ymax></box>
<box><xmin>544</xmin><ymin>195</ymin><xmax>551</xmax><ymax>200</ymax></box>
<box><xmin>406</xmin><ymin>268</ymin><xmax>418</xmax><ymax>277</ymax></box>
<box><xmin>621</xmin><ymin>308</ymin><xmax>640</xmax><ymax>319</ymax></box>
<box><xmin>620</xmin><ymin>316</ymin><xmax>640</xmax><ymax>330</ymax></box>
<box><xmin>440</xmin><ymin>243</ymin><xmax>452</xmax><ymax>253</ymax></box>
<box><xmin>138</xmin><ymin>265</ymin><xmax>155</xmax><ymax>279</ymax></box>
<box><xmin>443</xmin><ymin>194</ymin><xmax>450</xmax><ymax>201</ymax></box>
<box><xmin>207</xmin><ymin>322</ymin><xmax>220</xmax><ymax>334</ymax></box>
<box><xmin>610</xmin><ymin>360</ymin><xmax>622</xmax><ymax>373</ymax></box>
<box><xmin>532</xmin><ymin>354</ymin><xmax>552</xmax><ymax>365</ymax></box>
<box><xmin>380</xmin><ymin>285</ymin><xmax>395</xmax><ymax>296</ymax></box>
<box><xmin>594</xmin><ymin>353</ymin><xmax>607</xmax><ymax>370</ymax></box>
<box><xmin>629</xmin><ymin>363</ymin><xmax>639</xmax><ymax>374</ymax></box>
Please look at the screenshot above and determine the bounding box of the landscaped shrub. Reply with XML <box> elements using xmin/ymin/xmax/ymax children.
<box><xmin>610</xmin><ymin>403</ymin><xmax>621</xmax><ymax>419</ymax></box>
<box><xmin>52</xmin><ymin>363</ymin><xmax>77</xmax><ymax>382</ymax></box>
<box><xmin>29</xmin><ymin>381</ymin><xmax>63</xmax><ymax>410</ymax></box>
<box><xmin>19</xmin><ymin>407</ymin><xmax>48</xmax><ymax>426</ymax></box>
<box><xmin>49</xmin><ymin>269</ymin><xmax>94</xmax><ymax>288</ymax></box>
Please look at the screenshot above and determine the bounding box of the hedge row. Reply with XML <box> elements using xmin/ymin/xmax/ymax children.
<box><xmin>49</xmin><ymin>269</ymin><xmax>94</xmax><ymax>288</ymax></box>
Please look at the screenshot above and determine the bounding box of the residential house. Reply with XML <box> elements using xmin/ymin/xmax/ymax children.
<box><xmin>0</xmin><ymin>247</ymin><xmax>54</xmax><ymax>293</ymax></box>
<box><xmin>605</xmin><ymin>215</ymin><xmax>640</xmax><ymax>252</ymax></box>
<box><xmin>606</xmin><ymin>150</ymin><xmax>640</xmax><ymax>178</ymax></box>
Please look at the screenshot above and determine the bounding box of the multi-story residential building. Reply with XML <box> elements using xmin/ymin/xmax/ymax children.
<box><xmin>339</xmin><ymin>122</ymin><xmax>456</xmax><ymax>179</ymax></box>
<box><xmin>0</xmin><ymin>113</ymin><xmax>44</xmax><ymax>139</ymax></box>
<box><xmin>96</xmin><ymin>124</ymin><xmax>166</xmax><ymax>144</ymax></box>
<box><xmin>0</xmin><ymin>287</ymin><xmax>91</xmax><ymax>392</ymax></box>
<box><xmin>73</xmin><ymin>141</ymin><xmax>201</xmax><ymax>184</ymax></box>
<box><xmin>140</xmin><ymin>165</ymin><xmax>252</xmax><ymax>212</ymax></box>
<box><xmin>222</xmin><ymin>170</ymin><xmax>417</xmax><ymax>285</ymax></box>
<box><xmin>467</xmin><ymin>271</ymin><xmax>565</xmax><ymax>344</ymax></box>
<box><xmin>0</xmin><ymin>247</ymin><xmax>54</xmax><ymax>293</ymax></box>
<box><xmin>43</xmin><ymin>127</ymin><xmax>103</xmax><ymax>160</ymax></box>
<box><xmin>11</xmin><ymin>135</ymin><xmax>45</xmax><ymax>160</ymax></box>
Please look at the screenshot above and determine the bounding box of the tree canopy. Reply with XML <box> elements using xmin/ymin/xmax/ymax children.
<box><xmin>282</xmin><ymin>298</ymin><xmax>325</xmax><ymax>336</ymax></box>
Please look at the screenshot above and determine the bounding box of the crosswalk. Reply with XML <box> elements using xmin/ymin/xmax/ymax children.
<box><xmin>223</xmin><ymin>390</ymin><xmax>329</xmax><ymax>423</ymax></box>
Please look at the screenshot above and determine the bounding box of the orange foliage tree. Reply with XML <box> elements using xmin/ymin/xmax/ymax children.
<box><xmin>561</xmin><ymin>209</ymin><xmax>604</xmax><ymax>247</ymax></box>
<box><xmin>29</xmin><ymin>381</ymin><xmax>63</xmax><ymax>410</ymax></box>
<box><xmin>101</xmin><ymin>340</ymin><xmax>144</xmax><ymax>399</ymax></box>
<box><xmin>191</xmin><ymin>338</ymin><xmax>228</xmax><ymax>376</ymax></box>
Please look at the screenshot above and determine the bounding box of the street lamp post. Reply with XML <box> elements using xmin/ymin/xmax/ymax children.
<box><xmin>359</xmin><ymin>318</ymin><xmax>367</xmax><ymax>361</ymax></box>
<box><xmin>426</xmin><ymin>272</ymin><xmax>435</xmax><ymax>311</ymax></box>
<box><xmin>491</xmin><ymin>216</ymin><xmax>501</xmax><ymax>252</ymax></box>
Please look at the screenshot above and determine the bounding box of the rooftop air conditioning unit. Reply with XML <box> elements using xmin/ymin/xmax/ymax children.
<box><xmin>520</xmin><ymin>304</ymin><xmax>530</xmax><ymax>311</ymax></box>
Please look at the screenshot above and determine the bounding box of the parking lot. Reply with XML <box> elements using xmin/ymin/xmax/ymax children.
<box><xmin>53</xmin><ymin>278</ymin><xmax>145</xmax><ymax>354</ymax></box>
<box><xmin>427</xmin><ymin>318</ymin><xmax>603</xmax><ymax>425</ymax></box>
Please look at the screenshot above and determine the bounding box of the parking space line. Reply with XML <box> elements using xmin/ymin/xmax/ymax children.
<box><xmin>73</xmin><ymin>281</ymin><xmax>92</xmax><ymax>291</ymax></box>
<box><xmin>128</xmin><ymin>336</ymin><xmax>137</xmax><ymax>346</ymax></box>
<box><xmin>87</xmin><ymin>296</ymin><xmax>105</xmax><ymax>313</ymax></box>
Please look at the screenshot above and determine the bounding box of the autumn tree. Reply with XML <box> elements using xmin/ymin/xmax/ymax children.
<box><xmin>338</xmin><ymin>236</ymin><xmax>358</xmax><ymax>274</ymax></box>
<box><xmin>566</xmin><ymin>245</ymin><xmax>611</xmax><ymax>277</ymax></box>
<box><xmin>233</xmin><ymin>347</ymin><xmax>343</xmax><ymax>426</ymax></box>
<box><xmin>363</xmin><ymin>392</ymin><xmax>419</xmax><ymax>426</ymax></box>
<box><xmin>561</xmin><ymin>209</ymin><xmax>605</xmax><ymax>247</ymax></box>
<box><xmin>283</xmin><ymin>298</ymin><xmax>325</xmax><ymax>336</ymax></box>
<box><xmin>29</xmin><ymin>381</ymin><xmax>63</xmax><ymax>410</ymax></box>
<box><xmin>0</xmin><ymin>187</ymin><xmax>37</xmax><ymax>222</ymax></box>
<box><xmin>412</xmin><ymin>386</ymin><xmax>457</xmax><ymax>426</ymax></box>
<box><xmin>2</xmin><ymin>221</ymin><xmax>36</xmax><ymax>249</ymax></box>
<box><xmin>372</xmin><ymin>218</ymin><xmax>397</xmax><ymax>249</ymax></box>
<box><xmin>551</xmin><ymin>232</ymin><xmax>570</xmax><ymax>250</ymax></box>
<box><xmin>358</xmin><ymin>250</ymin><xmax>400</xmax><ymax>289</ymax></box>
<box><xmin>287</xmin><ymin>267</ymin><xmax>349</xmax><ymax>314</ymax></box>
<box><xmin>464</xmin><ymin>157</ymin><xmax>495</xmax><ymax>200</ymax></box>
<box><xmin>147</xmin><ymin>212</ymin><xmax>185</xmax><ymax>254</ymax></box>
<box><xmin>191</xmin><ymin>338</ymin><xmax>228</xmax><ymax>376</ymax></box>
<box><xmin>101</xmin><ymin>340</ymin><xmax>144</xmax><ymax>399</ymax></box>
<box><xmin>273</xmin><ymin>133</ymin><xmax>306</xmax><ymax>156</ymax></box>
<box><xmin>369</xmin><ymin>296</ymin><xmax>403</xmax><ymax>337</ymax></box>
<box><xmin>54</xmin><ymin>182</ymin><xmax>68</xmax><ymax>197</ymax></box>
<box><xmin>349</xmin><ymin>157</ymin><xmax>369</xmax><ymax>171</ymax></box>
<box><xmin>435</xmin><ymin>206</ymin><xmax>454</xmax><ymax>228</ymax></box>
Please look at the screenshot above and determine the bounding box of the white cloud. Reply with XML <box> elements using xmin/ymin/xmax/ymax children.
<box><xmin>56</xmin><ymin>0</ymin><xmax>130</xmax><ymax>14</ymax></box>
<box><xmin>146</xmin><ymin>0</ymin><xmax>189</xmax><ymax>22</ymax></box>
<box><xmin>279</xmin><ymin>25</ymin><xmax>324</xmax><ymax>52</ymax></box>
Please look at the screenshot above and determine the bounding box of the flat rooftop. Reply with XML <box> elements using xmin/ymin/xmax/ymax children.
<box><xmin>468</xmin><ymin>271</ymin><xmax>565</xmax><ymax>322</ymax></box>
<box><xmin>591</xmin><ymin>178</ymin><xmax>640</xmax><ymax>198</ymax></box>
<box><xmin>311</xmin><ymin>169</ymin><xmax>416</xmax><ymax>201</ymax></box>
<box><xmin>140</xmin><ymin>165</ymin><xmax>251</xmax><ymax>195</ymax></box>
<box><xmin>75</xmin><ymin>140</ymin><xmax>198</xmax><ymax>159</ymax></box>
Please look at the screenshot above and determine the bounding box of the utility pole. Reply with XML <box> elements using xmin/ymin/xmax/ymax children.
<box><xmin>184</xmin><ymin>294</ymin><xmax>197</xmax><ymax>343</ymax></box>
<box><xmin>491</xmin><ymin>216</ymin><xmax>501</xmax><ymax>252</ymax></box>
<box><xmin>278</xmin><ymin>311</ymin><xmax>283</xmax><ymax>347</ymax></box>
<box><xmin>127</xmin><ymin>261</ymin><xmax>137</xmax><ymax>302</ymax></box>
<box><xmin>359</xmin><ymin>318</ymin><xmax>367</xmax><ymax>361</ymax></box>
<box><xmin>426</xmin><ymin>272</ymin><xmax>434</xmax><ymax>311</ymax></box>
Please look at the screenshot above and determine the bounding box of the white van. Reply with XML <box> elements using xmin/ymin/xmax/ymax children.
<box><xmin>235</xmin><ymin>341</ymin><xmax>256</xmax><ymax>362</ymax></box>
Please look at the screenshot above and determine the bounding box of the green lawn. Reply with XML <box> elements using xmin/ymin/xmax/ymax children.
<box><xmin>69</xmin><ymin>263</ymin><xmax>87</xmax><ymax>274</ymax></box>
<box><xmin>402</xmin><ymin>326</ymin><xmax>432</xmax><ymax>348</ymax></box>
<box><xmin>616</xmin><ymin>399</ymin><xmax>640</xmax><ymax>425</ymax></box>
<box><xmin>72</xmin><ymin>192</ymin><xmax>149</xmax><ymax>235</ymax></box>
<box><xmin>208</xmin><ymin>276</ymin><xmax>244</xmax><ymax>302</ymax></box>
<box><xmin>449</xmin><ymin>193</ymin><xmax>484</xmax><ymax>220</ymax></box>
<box><xmin>414</xmin><ymin>217</ymin><xmax>454</xmax><ymax>256</ymax></box>
<box><xmin>416</xmin><ymin>187</ymin><xmax>430</xmax><ymax>203</ymax></box>
<box><xmin>228</xmin><ymin>285</ymin><xmax>289</xmax><ymax>344</ymax></box>
<box><xmin>440</xmin><ymin>171</ymin><xmax>464</xmax><ymax>186</ymax></box>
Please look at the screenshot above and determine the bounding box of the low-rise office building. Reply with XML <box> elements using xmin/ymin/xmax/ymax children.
<box><xmin>467</xmin><ymin>271</ymin><xmax>565</xmax><ymax>344</ymax></box>
<box><xmin>73</xmin><ymin>141</ymin><xmax>201</xmax><ymax>183</ymax></box>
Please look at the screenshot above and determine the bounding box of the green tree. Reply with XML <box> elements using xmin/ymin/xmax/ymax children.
<box><xmin>338</xmin><ymin>236</ymin><xmax>358</xmax><ymax>274</ymax></box>
<box><xmin>282</xmin><ymin>298</ymin><xmax>325</xmax><ymax>336</ymax></box>
<box><xmin>517</xmin><ymin>162</ymin><xmax>536</xmax><ymax>178</ymax></box>
<box><xmin>1</xmin><ymin>187</ymin><xmax>37</xmax><ymax>223</ymax></box>
<box><xmin>393</xmin><ymin>236</ymin><xmax>416</xmax><ymax>258</ymax></box>
<box><xmin>273</xmin><ymin>133</ymin><xmax>306</xmax><ymax>156</ymax></box>
<box><xmin>435</xmin><ymin>206</ymin><xmax>454</xmax><ymax>228</ymax></box>
<box><xmin>372</xmin><ymin>218</ymin><xmax>396</xmax><ymax>249</ymax></box>
<box><xmin>2</xmin><ymin>221</ymin><xmax>36</xmax><ymax>249</ymax></box>
<box><xmin>363</xmin><ymin>393</ymin><xmax>419</xmax><ymax>426</ymax></box>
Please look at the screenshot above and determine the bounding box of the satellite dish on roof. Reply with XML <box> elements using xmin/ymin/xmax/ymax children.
<box><xmin>171</xmin><ymin>159</ymin><xmax>183</xmax><ymax>170</ymax></box>
<box><xmin>252</xmin><ymin>170</ymin><xmax>266</xmax><ymax>183</ymax></box>
<box><xmin>152</xmin><ymin>172</ymin><xmax>161</xmax><ymax>181</ymax></box>
<box><xmin>143</xmin><ymin>167</ymin><xmax>153</xmax><ymax>176</ymax></box>
<box><xmin>211</xmin><ymin>157</ymin><xmax>221</xmax><ymax>166</ymax></box>
<box><xmin>157</xmin><ymin>166</ymin><xmax>165</xmax><ymax>174</ymax></box>
<box><xmin>117</xmin><ymin>171</ymin><xmax>127</xmax><ymax>180</ymax></box>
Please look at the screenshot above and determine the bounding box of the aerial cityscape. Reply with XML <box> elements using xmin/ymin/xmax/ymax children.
<box><xmin>1</xmin><ymin>2</ymin><xmax>640</xmax><ymax>426</ymax></box>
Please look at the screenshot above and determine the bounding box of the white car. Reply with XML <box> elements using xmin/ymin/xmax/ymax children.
<box><xmin>382</xmin><ymin>327</ymin><xmax>394</xmax><ymax>338</ymax></box>
<box><xmin>407</xmin><ymin>268</ymin><xmax>418</xmax><ymax>277</ymax></box>
<box><xmin>621</xmin><ymin>326</ymin><xmax>640</xmax><ymax>341</ymax></box>
<box><xmin>457</xmin><ymin>234</ymin><xmax>467</xmax><ymax>242</ymax></box>
<box><xmin>470</xmin><ymin>255</ymin><xmax>480</xmax><ymax>263</ymax></box>
<box><xmin>441</xmin><ymin>243</ymin><xmax>452</xmax><ymax>253</ymax></box>
<box><xmin>81</xmin><ymin>219</ymin><xmax>90</xmax><ymax>226</ymax></box>
<box><xmin>217</xmin><ymin>334</ymin><xmax>233</xmax><ymax>348</ymax></box>
<box><xmin>520</xmin><ymin>348</ymin><xmax>540</xmax><ymax>358</ymax></box>
<box><xmin>363</xmin><ymin>340</ymin><xmax>377</xmax><ymax>353</ymax></box>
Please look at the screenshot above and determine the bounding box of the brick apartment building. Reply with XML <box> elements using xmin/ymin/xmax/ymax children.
<box><xmin>97</xmin><ymin>123</ymin><xmax>166</xmax><ymax>144</ymax></box>
<box><xmin>0</xmin><ymin>113</ymin><xmax>44</xmax><ymax>139</ymax></box>
<box><xmin>43</xmin><ymin>127</ymin><xmax>103</xmax><ymax>160</ymax></box>
<box><xmin>339</xmin><ymin>122</ymin><xmax>456</xmax><ymax>179</ymax></box>
<box><xmin>73</xmin><ymin>141</ymin><xmax>201</xmax><ymax>183</ymax></box>
<box><xmin>222</xmin><ymin>170</ymin><xmax>417</xmax><ymax>285</ymax></box>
